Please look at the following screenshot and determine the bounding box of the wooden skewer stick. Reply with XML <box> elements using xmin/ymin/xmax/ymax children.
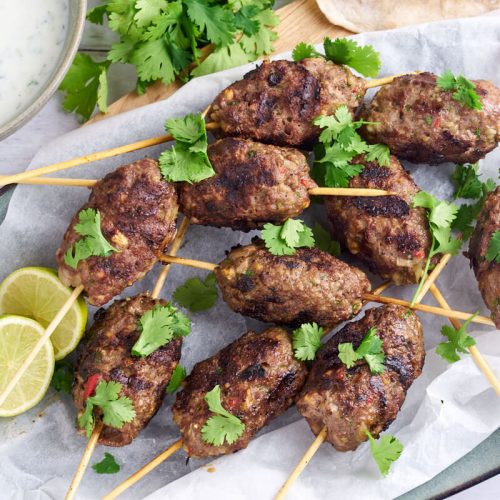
<box><xmin>429</xmin><ymin>284</ymin><xmax>500</xmax><ymax>396</ymax></box>
<box><xmin>364</xmin><ymin>71</ymin><xmax>420</xmax><ymax>89</ymax></box>
<box><xmin>158</xmin><ymin>254</ymin><xmax>494</xmax><ymax>326</ymax></box>
<box><xmin>0</xmin><ymin>284</ymin><xmax>84</xmax><ymax>408</ymax></box>
<box><xmin>413</xmin><ymin>253</ymin><xmax>452</xmax><ymax>305</ymax></box>
<box><xmin>0</xmin><ymin>175</ymin><xmax>96</xmax><ymax>187</ymax></box>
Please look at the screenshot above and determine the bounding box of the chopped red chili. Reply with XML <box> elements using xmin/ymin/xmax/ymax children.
<box><xmin>83</xmin><ymin>374</ymin><xmax>102</xmax><ymax>401</ymax></box>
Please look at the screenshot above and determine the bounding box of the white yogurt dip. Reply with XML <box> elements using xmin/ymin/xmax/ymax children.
<box><xmin>0</xmin><ymin>0</ymin><xmax>69</xmax><ymax>126</ymax></box>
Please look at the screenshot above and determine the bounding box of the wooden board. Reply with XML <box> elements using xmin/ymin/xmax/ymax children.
<box><xmin>88</xmin><ymin>0</ymin><xmax>351</xmax><ymax>123</ymax></box>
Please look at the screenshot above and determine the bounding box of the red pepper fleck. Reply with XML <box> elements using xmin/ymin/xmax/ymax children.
<box><xmin>300</xmin><ymin>178</ymin><xmax>309</xmax><ymax>187</ymax></box>
<box><xmin>413</xmin><ymin>250</ymin><xmax>425</xmax><ymax>259</ymax></box>
<box><xmin>83</xmin><ymin>374</ymin><xmax>102</xmax><ymax>401</ymax></box>
<box><xmin>432</xmin><ymin>117</ymin><xmax>441</xmax><ymax>129</ymax></box>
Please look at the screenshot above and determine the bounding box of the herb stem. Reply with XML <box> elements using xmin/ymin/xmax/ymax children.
<box><xmin>410</xmin><ymin>238</ymin><xmax>435</xmax><ymax>307</ymax></box>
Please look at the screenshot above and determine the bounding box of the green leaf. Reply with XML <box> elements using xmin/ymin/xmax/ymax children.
<box><xmin>240</xmin><ymin>9</ymin><xmax>279</xmax><ymax>56</ymax></box>
<box><xmin>191</xmin><ymin>43</ymin><xmax>252</xmax><ymax>77</ymax></box>
<box><xmin>51</xmin><ymin>360</ymin><xmax>74</xmax><ymax>394</ymax></box>
<box><xmin>107</xmin><ymin>0</ymin><xmax>142</xmax><ymax>40</ymax></box>
<box><xmin>292</xmin><ymin>323</ymin><xmax>324</xmax><ymax>361</ymax></box>
<box><xmin>486</xmin><ymin>231</ymin><xmax>500</xmax><ymax>263</ymax></box>
<box><xmin>166</xmin><ymin>364</ymin><xmax>187</xmax><ymax>394</ymax></box>
<box><xmin>338</xmin><ymin>342</ymin><xmax>358</xmax><ymax>368</ymax></box>
<box><xmin>292</xmin><ymin>42</ymin><xmax>321</xmax><ymax>61</ymax></box>
<box><xmin>234</xmin><ymin>5</ymin><xmax>261</xmax><ymax>36</ymax></box>
<box><xmin>87</xmin><ymin>5</ymin><xmax>109</xmax><ymax>25</ymax></box>
<box><xmin>141</xmin><ymin>2</ymin><xmax>184</xmax><ymax>41</ymax></box>
<box><xmin>132</xmin><ymin>304</ymin><xmax>191</xmax><ymax>358</ymax></box>
<box><xmin>365</xmin><ymin>144</ymin><xmax>391</xmax><ymax>167</ymax></box>
<box><xmin>108</xmin><ymin>39</ymin><xmax>136</xmax><ymax>63</ymax></box>
<box><xmin>365</xmin><ymin>431</ymin><xmax>404</xmax><ymax>476</ymax></box>
<box><xmin>64</xmin><ymin>208</ymin><xmax>118</xmax><ymax>269</ymax></box>
<box><xmin>451</xmin><ymin>163</ymin><xmax>483</xmax><ymax>200</ymax></box>
<box><xmin>338</xmin><ymin>327</ymin><xmax>385</xmax><ymax>374</ymax></box>
<box><xmin>134</xmin><ymin>0</ymin><xmax>168</xmax><ymax>27</ymax></box>
<box><xmin>437</xmin><ymin>70</ymin><xmax>483</xmax><ymax>110</ymax></box>
<box><xmin>92</xmin><ymin>453</ymin><xmax>120</xmax><ymax>474</ymax></box>
<box><xmin>436</xmin><ymin>313</ymin><xmax>477</xmax><ymax>363</ymax></box>
<box><xmin>312</xmin><ymin>223</ymin><xmax>340</xmax><ymax>256</ymax></box>
<box><xmin>131</xmin><ymin>38</ymin><xmax>176</xmax><ymax>85</ymax></box>
<box><xmin>201</xmin><ymin>385</ymin><xmax>245</xmax><ymax>446</ymax></box>
<box><xmin>261</xmin><ymin>219</ymin><xmax>315</xmax><ymax>256</ymax></box>
<box><xmin>173</xmin><ymin>273</ymin><xmax>218</xmax><ymax>312</ymax></box>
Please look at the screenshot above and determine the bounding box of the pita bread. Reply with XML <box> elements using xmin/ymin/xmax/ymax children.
<box><xmin>316</xmin><ymin>0</ymin><xmax>499</xmax><ymax>33</ymax></box>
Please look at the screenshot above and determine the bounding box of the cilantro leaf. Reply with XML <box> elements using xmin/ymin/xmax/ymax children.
<box><xmin>191</xmin><ymin>42</ymin><xmax>252</xmax><ymax>77</ymax></box>
<box><xmin>64</xmin><ymin>208</ymin><xmax>118</xmax><ymax>269</ymax></box>
<box><xmin>338</xmin><ymin>327</ymin><xmax>385</xmax><ymax>374</ymax></box>
<box><xmin>166</xmin><ymin>364</ymin><xmax>187</xmax><ymax>394</ymax></box>
<box><xmin>486</xmin><ymin>231</ymin><xmax>500</xmax><ymax>263</ymax></box>
<box><xmin>92</xmin><ymin>453</ymin><xmax>120</xmax><ymax>474</ymax></box>
<box><xmin>173</xmin><ymin>273</ymin><xmax>219</xmax><ymax>312</ymax></box>
<box><xmin>134</xmin><ymin>0</ymin><xmax>168</xmax><ymax>27</ymax></box>
<box><xmin>201</xmin><ymin>385</ymin><xmax>245</xmax><ymax>446</ymax></box>
<box><xmin>451</xmin><ymin>163</ymin><xmax>483</xmax><ymax>200</ymax></box>
<box><xmin>261</xmin><ymin>219</ymin><xmax>315</xmax><ymax>256</ymax></box>
<box><xmin>78</xmin><ymin>380</ymin><xmax>135</xmax><ymax>437</ymax></box>
<box><xmin>239</xmin><ymin>9</ymin><xmax>279</xmax><ymax>57</ymax></box>
<box><xmin>87</xmin><ymin>5</ymin><xmax>109</xmax><ymax>25</ymax></box>
<box><xmin>365</xmin><ymin>431</ymin><xmax>404</xmax><ymax>476</ymax></box>
<box><xmin>312</xmin><ymin>222</ymin><xmax>340</xmax><ymax>256</ymax></box>
<box><xmin>436</xmin><ymin>313</ymin><xmax>477</xmax><ymax>363</ymax></box>
<box><xmin>51</xmin><ymin>360</ymin><xmax>74</xmax><ymax>394</ymax></box>
<box><xmin>323</xmin><ymin>37</ymin><xmax>381</xmax><ymax>77</ymax></box>
<box><xmin>292</xmin><ymin>323</ymin><xmax>324</xmax><ymax>361</ymax></box>
<box><xmin>437</xmin><ymin>70</ymin><xmax>483</xmax><ymax>110</ymax></box>
<box><xmin>159</xmin><ymin>113</ymin><xmax>215</xmax><ymax>183</ymax></box>
<box><xmin>292</xmin><ymin>42</ymin><xmax>321</xmax><ymax>61</ymax></box>
<box><xmin>58</xmin><ymin>54</ymin><xmax>110</xmax><ymax>121</ymax></box>
<box><xmin>132</xmin><ymin>304</ymin><xmax>191</xmax><ymax>358</ymax></box>
<box><xmin>365</xmin><ymin>144</ymin><xmax>391</xmax><ymax>167</ymax></box>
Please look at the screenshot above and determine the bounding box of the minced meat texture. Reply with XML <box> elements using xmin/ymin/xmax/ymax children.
<box><xmin>56</xmin><ymin>159</ymin><xmax>178</xmax><ymax>306</ymax></box>
<box><xmin>172</xmin><ymin>327</ymin><xmax>307</xmax><ymax>458</ymax></box>
<box><xmin>296</xmin><ymin>304</ymin><xmax>424</xmax><ymax>452</ymax></box>
<box><xmin>209</xmin><ymin>59</ymin><xmax>365</xmax><ymax>149</ymax></box>
<box><xmin>325</xmin><ymin>155</ymin><xmax>434</xmax><ymax>284</ymax></box>
<box><xmin>73</xmin><ymin>293</ymin><xmax>182</xmax><ymax>447</ymax></box>
<box><xmin>179</xmin><ymin>137</ymin><xmax>317</xmax><ymax>231</ymax></box>
<box><xmin>360</xmin><ymin>72</ymin><xmax>500</xmax><ymax>165</ymax></box>
<box><xmin>468</xmin><ymin>186</ymin><xmax>500</xmax><ymax>328</ymax></box>
<box><xmin>214</xmin><ymin>239</ymin><xmax>371</xmax><ymax>329</ymax></box>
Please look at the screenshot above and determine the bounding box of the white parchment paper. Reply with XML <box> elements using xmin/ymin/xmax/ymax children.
<box><xmin>0</xmin><ymin>14</ymin><xmax>499</xmax><ymax>500</ymax></box>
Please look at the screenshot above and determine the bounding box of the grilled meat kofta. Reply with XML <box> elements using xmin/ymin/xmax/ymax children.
<box><xmin>468</xmin><ymin>186</ymin><xmax>500</xmax><ymax>328</ymax></box>
<box><xmin>179</xmin><ymin>137</ymin><xmax>317</xmax><ymax>231</ymax></box>
<box><xmin>214</xmin><ymin>239</ymin><xmax>371</xmax><ymax>328</ymax></box>
<box><xmin>210</xmin><ymin>59</ymin><xmax>365</xmax><ymax>149</ymax></box>
<box><xmin>172</xmin><ymin>327</ymin><xmax>307</xmax><ymax>458</ymax></box>
<box><xmin>56</xmin><ymin>159</ymin><xmax>178</xmax><ymax>306</ymax></box>
<box><xmin>361</xmin><ymin>72</ymin><xmax>500</xmax><ymax>165</ymax></box>
<box><xmin>325</xmin><ymin>155</ymin><xmax>434</xmax><ymax>285</ymax></box>
<box><xmin>296</xmin><ymin>304</ymin><xmax>424</xmax><ymax>452</ymax></box>
<box><xmin>73</xmin><ymin>293</ymin><xmax>182</xmax><ymax>446</ymax></box>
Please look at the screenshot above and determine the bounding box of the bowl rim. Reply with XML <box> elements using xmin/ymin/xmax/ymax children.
<box><xmin>0</xmin><ymin>0</ymin><xmax>88</xmax><ymax>141</ymax></box>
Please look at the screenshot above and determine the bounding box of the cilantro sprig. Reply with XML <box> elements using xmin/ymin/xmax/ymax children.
<box><xmin>292</xmin><ymin>323</ymin><xmax>324</xmax><ymax>361</ymax></box>
<box><xmin>261</xmin><ymin>219</ymin><xmax>315</xmax><ymax>256</ymax></box>
<box><xmin>173</xmin><ymin>273</ymin><xmax>218</xmax><ymax>312</ymax></box>
<box><xmin>64</xmin><ymin>208</ymin><xmax>118</xmax><ymax>269</ymax></box>
<box><xmin>79</xmin><ymin>380</ymin><xmax>136</xmax><ymax>437</ymax></box>
<box><xmin>201</xmin><ymin>385</ymin><xmax>245</xmax><ymax>446</ymax></box>
<box><xmin>166</xmin><ymin>364</ymin><xmax>187</xmax><ymax>394</ymax></box>
<box><xmin>365</xmin><ymin>430</ymin><xmax>404</xmax><ymax>476</ymax></box>
<box><xmin>312</xmin><ymin>222</ymin><xmax>341</xmax><ymax>256</ymax></box>
<box><xmin>311</xmin><ymin>106</ymin><xmax>390</xmax><ymax>188</ymax></box>
<box><xmin>437</xmin><ymin>70</ymin><xmax>483</xmax><ymax>110</ymax></box>
<box><xmin>159</xmin><ymin>113</ymin><xmax>215</xmax><ymax>183</ymax></box>
<box><xmin>486</xmin><ymin>231</ymin><xmax>500</xmax><ymax>263</ymax></box>
<box><xmin>51</xmin><ymin>360</ymin><xmax>74</xmax><ymax>394</ymax></box>
<box><xmin>436</xmin><ymin>313</ymin><xmax>477</xmax><ymax>363</ymax></box>
<box><xmin>293</xmin><ymin>37</ymin><xmax>381</xmax><ymax>77</ymax></box>
<box><xmin>132</xmin><ymin>303</ymin><xmax>191</xmax><ymax>358</ymax></box>
<box><xmin>338</xmin><ymin>327</ymin><xmax>385</xmax><ymax>374</ymax></box>
<box><xmin>92</xmin><ymin>453</ymin><xmax>120</xmax><ymax>474</ymax></box>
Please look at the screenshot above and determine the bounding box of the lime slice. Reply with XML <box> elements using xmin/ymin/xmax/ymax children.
<box><xmin>0</xmin><ymin>267</ymin><xmax>87</xmax><ymax>360</ymax></box>
<box><xmin>0</xmin><ymin>315</ymin><xmax>55</xmax><ymax>417</ymax></box>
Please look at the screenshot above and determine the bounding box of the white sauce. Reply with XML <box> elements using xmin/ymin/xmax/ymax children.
<box><xmin>0</xmin><ymin>0</ymin><xmax>69</xmax><ymax>125</ymax></box>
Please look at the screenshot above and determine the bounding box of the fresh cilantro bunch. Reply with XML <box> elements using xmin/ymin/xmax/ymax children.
<box><xmin>436</xmin><ymin>313</ymin><xmax>477</xmax><ymax>363</ymax></box>
<box><xmin>201</xmin><ymin>385</ymin><xmax>245</xmax><ymax>446</ymax></box>
<box><xmin>166</xmin><ymin>364</ymin><xmax>187</xmax><ymax>394</ymax></box>
<box><xmin>64</xmin><ymin>208</ymin><xmax>118</xmax><ymax>269</ymax></box>
<box><xmin>292</xmin><ymin>323</ymin><xmax>324</xmax><ymax>361</ymax></box>
<box><xmin>365</xmin><ymin>430</ymin><xmax>404</xmax><ymax>476</ymax></box>
<box><xmin>338</xmin><ymin>327</ymin><xmax>385</xmax><ymax>374</ymax></box>
<box><xmin>92</xmin><ymin>453</ymin><xmax>120</xmax><ymax>474</ymax></box>
<box><xmin>261</xmin><ymin>218</ymin><xmax>314</xmax><ymax>255</ymax></box>
<box><xmin>60</xmin><ymin>0</ymin><xmax>280</xmax><ymax>121</ymax></box>
<box><xmin>79</xmin><ymin>380</ymin><xmax>136</xmax><ymax>437</ymax></box>
<box><xmin>173</xmin><ymin>272</ymin><xmax>218</xmax><ymax>311</ymax></box>
<box><xmin>132</xmin><ymin>303</ymin><xmax>191</xmax><ymax>357</ymax></box>
<box><xmin>437</xmin><ymin>70</ymin><xmax>483</xmax><ymax>110</ymax></box>
<box><xmin>411</xmin><ymin>192</ymin><xmax>461</xmax><ymax>305</ymax></box>
<box><xmin>486</xmin><ymin>231</ymin><xmax>500</xmax><ymax>263</ymax></box>
<box><xmin>312</xmin><ymin>105</ymin><xmax>390</xmax><ymax>188</ymax></box>
<box><xmin>292</xmin><ymin>37</ymin><xmax>381</xmax><ymax>77</ymax></box>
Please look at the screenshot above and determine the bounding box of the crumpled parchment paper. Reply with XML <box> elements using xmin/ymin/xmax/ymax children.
<box><xmin>0</xmin><ymin>13</ymin><xmax>499</xmax><ymax>500</ymax></box>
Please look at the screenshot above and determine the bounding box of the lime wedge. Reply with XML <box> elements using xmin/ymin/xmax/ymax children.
<box><xmin>0</xmin><ymin>267</ymin><xmax>87</xmax><ymax>360</ymax></box>
<box><xmin>0</xmin><ymin>315</ymin><xmax>55</xmax><ymax>417</ymax></box>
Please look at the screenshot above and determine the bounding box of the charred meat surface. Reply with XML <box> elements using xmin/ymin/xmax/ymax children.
<box><xmin>73</xmin><ymin>293</ymin><xmax>182</xmax><ymax>446</ymax></box>
<box><xmin>56</xmin><ymin>159</ymin><xmax>178</xmax><ymax>306</ymax></box>
<box><xmin>214</xmin><ymin>239</ymin><xmax>371</xmax><ymax>328</ymax></box>
<box><xmin>172</xmin><ymin>327</ymin><xmax>307</xmax><ymax>458</ymax></box>
<box><xmin>296</xmin><ymin>304</ymin><xmax>424</xmax><ymax>452</ymax></box>
<box><xmin>325</xmin><ymin>155</ymin><xmax>433</xmax><ymax>284</ymax></box>
<box><xmin>468</xmin><ymin>186</ymin><xmax>500</xmax><ymax>327</ymax></box>
<box><xmin>361</xmin><ymin>72</ymin><xmax>500</xmax><ymax>165</ymax></box>
<box><xmin>210</xmin><ymin>59</ymin><xmax>365</xmax><ymax>148</ymax></box>
<box><xmin>179</xmin><ymin>137</ymin><xmax>317</xmax><ymax>231</ymax></box>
